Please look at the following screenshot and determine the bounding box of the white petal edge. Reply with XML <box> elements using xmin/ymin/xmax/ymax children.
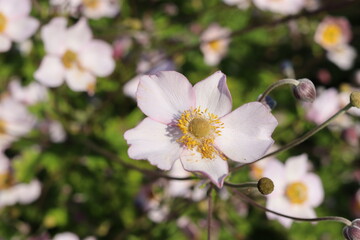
<box><xmin>41</xmin><ymin>17</ymin><xmax>68</xmax><ymax>55</ymax></box>
<box><xmin>66</xmin><ymin>18</ymin><xmax>92</xmax><ymax>52</ymax></box>
<box><xmin>124</xmin><ymin>117</ymin><xmax>183</xmax><ymax>170</ymax></box>
<box><xmin>303</xmin><ymin>173</ymin><xmax>324</xmax><ymax>207</ymax></box>
<box><xmin>180</xmin><ymin>149</ymin><xmax>228</xmax><ymax>188</ymax></box>
<box><xmin>137</xmin><ymin>71</ymin><xmax>195</xmax><ymax>124</ymax></box>
<box><xmin>79</xmin><ymin>40</ymin><xmax>115</xmax><ymax>77</ymax></box>
<box><xmin>215</xmin><ymin>102</ymin><xmax>278</xmax><ymax>163</ymax></box>
<box><xmin>0</xmin><ymin>35</ymin><xmax>11</xmax><ymax>52</ymax></box>
<box><xmin>64</xmin><ymin>67</ymin><xmax>96</xmax><ymax>92</ymax></box>
<box><xmin>0</xmin><ymin>0</ymin><xmax>31</xmax><ymax>18</ymax></box>
<box><xmin>285</xmin><ymin>154</ymin><xmax>309</xmax><ymax>182</ymax></box>
<box><xmin>34</xmin><ymin>55</ymin><xmax>65</xmax><ymax>87</ymax></box>
<box><xmin>193</xmin><ymin>71</ymin><xmax>232</xmax><ymax>117</ymax></box>
<box><xmin>5</xmin><ymin>17</ymin><xmax>39</xmax><ymax>42</ymax></box>
<box><xmin>266</xmin><ymin>196</ymin><xmax>293</xmax><ymax>228</ymax></box>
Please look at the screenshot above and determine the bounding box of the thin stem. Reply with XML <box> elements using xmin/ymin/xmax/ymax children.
<box><xmin>257</xmin><ymin>79</ymin><xmax>299</xmax><ymax>103</ymax></box>
<box><xmin>224</xmin><ymin>181</ymin><xmax>258</xmax><ymax>189</ymax></box>
<box><xmin>233</xmin><ymin>189</ymin><xmax>352</xmax><ymax>226</ymax></box>
<box><xmin>231</xmin><ymin>103</ymin><xmax>352</xmax><ymax>173</ymax></box>
<box><xmin>207</xmin><ymin>186</ymin><xmax>214</xmax><ymax>240</ymax></box>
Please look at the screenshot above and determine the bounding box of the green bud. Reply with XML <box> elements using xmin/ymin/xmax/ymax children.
<box><xmin>350</xmin><ymin>92</ymin><xmax>360</xmax><ymax>108</ymax></box>
<box><xmin>257</xmin><ymin>177</ymin><xmax>274</xmax><ymax>195</ymax></box>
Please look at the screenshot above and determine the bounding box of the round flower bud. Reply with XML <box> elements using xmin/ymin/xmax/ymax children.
<box><xmin>292</xmin><ymin>79</ymin><xmax>316</xmax><ymax>102</ymax></box>
<box><xmin>343</xmin><ymin>219</ymin><xmax>360</xmax><ymax>240</ymax></box>
<box><xmin>350</xmin><ymin>92</ymin><xmax>360</xmax><ymax>109</ymax></box>
<box><xmin>257</xmin><ymin>177</ymin><xmax>274</xmax><ymax>195</ymax></box>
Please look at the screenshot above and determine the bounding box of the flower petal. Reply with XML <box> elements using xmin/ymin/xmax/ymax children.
<box><xmin>79</xmin><ymin>40</ymin><xmax>115</xmax><ymax>77</ymax></box>
<box><xmin>64</xmin><ymin>68</ymin><xmax>96</xmax><ymax>92</ymax></box>
<box><xmin>194</xmin><ymin>71</ymin><xmax>232</xmax><ymax>117</ymax></box>
<box><xmin>14</xmin><ymin>180</ymin><xmax>41</xmax><ymax>204</ymax></box>
<box><xmin>263</xmin><ymin>159</ymin><xmax>286</xmax><ymax>196</ymax></box>
<box><xmin>66</xmin><ymin>18</ymin><xmax>92</xmax><ymax>52</ymax></box>
<box><xmin>0</xmin><ymin>35</ymin><xmax>11</xmax><ymax>52</ymax></box>
<box><xmin>34</xmin><ymin>55</ymin><xmax>65</xmax><ymax>87</ymax></box>
<box><xmin>303</xmin><ymin>173</ymin><xmax>324</xmax><ymax>207</ymax></box>
<box><xmin>5</xmin><ymin>17</ymin><xmax>39</xmax><ymax>42</ymax></box>
<box><xmin>180</xmin><ymin>150</ymin><xmax>228</xmax><ymax>188</ymax></box>
<box><xmin>0</xmin><ymin>0</ymin><xmax>30</xmax><ymax>18</ymax></box>
<box><xmin>124</xmin><ymin>117</ymin><xmax>183</xmax><ymax>170</ymax></box>
<box><xmin>285</xmin><ymin>154</ymin><xmax>309</xmax><ymax>182</ymax></box>
<box><xmin>137</xmin><ymin>71</ymin><xmax>194</xmax><ymax>124</ymax></box>
<box><xmin>215</xmin><ymin>102</ymin><xmax>277</xmax><ymax>163</ymax></box>
<box><xmin>266</xmin><ymin>196</ymin><xmax>293</xmax><ymax>228</ymax></box>
<box><xmin>41</xmin><ymin>17</ymin><xmax>67</xmax><ymax>55</ymax></box>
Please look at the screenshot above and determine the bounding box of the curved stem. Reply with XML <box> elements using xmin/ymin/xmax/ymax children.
<box><xmin>233</xmin><ymin>189</ymin><xmax>352</xmax><ymax>226</ymax></box>
<box><xmin>257</xmin><ymin>79</ymin><xmax>299</xmax><ymax>103</ymax></box>
<box><xmin>207</xmin><ymin>186</ymin><xmax>214</xmax><ymax>240</ymax></box>
<box><xmin>224</xmin><ymin>181</ymin><xmax>258</xmax><ymax>189</ymax></box>
<box><xmin>231</xmin><ymin>103</ymin><xmax>352</xmax><ymax>173</ymax></box>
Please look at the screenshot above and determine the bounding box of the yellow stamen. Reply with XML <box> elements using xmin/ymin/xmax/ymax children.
<box><xmin>61</xmin><ymin>50</ymin><xmax>78</xmax><ymax>69</ymax></box>
<box><xmin>83</xmin><ymin>0</ymin><xmax>100</xmax><ymax>9</ymax></box>
<box><xmin>0</xmin><ymin>172</ymin><xmax>14</xmax><ymax>190</ymax></box>
<box><xmin>208</xmin><ymin>40</ymin><xmax>221</xmax><ymax>52</ymax></box>
<box><xmin>0</xmin><ymin>13</ymin><xmax>7</xmax><ymax>33</ymax></box>
<box><xmin>321</xmin><ymin>24</ymin><xmax>342</xmax><ymax>47</ymax></box>
<box><xmin>0</xmin><ymin>119</ymin><xmax>6</xmax><ymax>135</ymax></box>
<box><xmin>285</xmin><ymin>182</ymin><xmax>308</xmax><ymax>204</ymax></box>
<box><xmin>177</xmin><ymin>107</ymin><xmax>224</xmax><ymax>160</ymax></box>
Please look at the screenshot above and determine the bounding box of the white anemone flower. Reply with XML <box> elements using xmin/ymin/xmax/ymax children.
<box><xmin>8</xmin><ymin>79</ymin><xmax>48</xmax><ymax>105</ymax></box>
<box><xmin>326</xmin><ymin>44</ymin><xmax>357</xmax><ymax>70</ymax></box>
<box><xmin>124</xmin><ymin>71</ymin><xmax>277</xmax><ymax>188</ymax></box>
<box><xmin>314</xmin><ymin>16</ymin><xmax>352</xmax><ymax>51</ymax></box>
<box><xmin>0</xmin><ymin>153</ymin><xmax>41</xmax><ymax>207</ymax></box>
<box><xmin>200</xmin><ymin>24</ymin><xmax>231</xmax><ymax>66</ymax></box>
<box><xmin>223</xmin><ymin>0</ymin><xmax>250</xmax><ymax>9</ymax></box>
<box><xmin>263</xmin><ymin>154</ymin><xmax>324</xmax><ymax>228</ymax></box>
<box><xmin>0</xmin><ymin>96</ymin><xmax>36</xmax><ymax>148</ymax></box>
<box><xmin>50</xmin><ymin>0</ymin><xmax>120</xmax><ymax>19</ymax></box>
<box><xmin>0</xmin><ymin>0</ymin><xmax>39</xmax><ymax>52</ymax></box>
<box><xmin>34</xmin><ymin>17</ymin><xmax>115</xmax><ymax>93</ymax></box>
<box><xmin>252</xmin><ymin>0</ymin><xmax>305</xmax><ymax>15</ymax></box>
<box><xmin>53</xmin><ymin>232</ymin><xmax>80</xmax><ymax>240</ymax></box>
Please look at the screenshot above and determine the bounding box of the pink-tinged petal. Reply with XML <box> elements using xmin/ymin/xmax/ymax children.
<box><xmin>41</xmin><ymin>17</ymin><xmax>67</xmax><ymax>55</ymax></box>
<box><xmin>34</xmin><ymin>56</ymin><xmax>65</xmax><ymax>87</ymax></box>
<box><xmin>303</xmin><ymin>173</ymin><xmax>324</xmax><ymax>207</ymax></box>
<box><xmin>14</xmin><ymin>180</ymin><xmax>41</xmax><ymax>204</ymax></box>
<box><xmin>79</xmin><ymin>40</ymin><xmax>115</xmax><ymax>77</ymax></box>
<box><xmin>215</xmin><ymin>102</ymin><xmax>277</xmax><ymax>163</ymax></box>
<box><xmin>262</xmin><ymin>159</ymin><xmax>286</xmax><ymax>196</ymax></box>
<box><xmin>180</xmin><ymin>150</ymin><xmax>228</xmax><ymax>188</ymax></box>
<box><xmin>290</xmin><ymin>205</ymin><xmax>317</xmax><ymax>220</ymax></box>
<box><xmin>194</xmin><ymin>71</ymin><xmax>232</xmax><ymax>117</ymax></box>
<box><xmin>137</xmin><ymin>71</ymin><xmax>194</xmax><ymax>124</ymax></box>
<box><xmin>0</xmin><ymin>0</ymin><xmax>30</xmax><ymax>18</ymax></box>
<box><xmin>64</xmin><ymin>68</ymin><xmax>95</xmax><ymax>92</ymax></box>
<box><xmin>66</xmin><ymin>18</ymin><xmax>92</xmax><ymax>52</ymax></box>
<box><xmin>123</xmin><ymin>75</ymin><xmax>140</xmax><ymax>100</ymax></box>
<box><xmin>0</xmin><ymin>188</ymin><xmax>18</xmax><ymax>207</ymax></box>
<box><xmin>285</xmin><ymin>154</ymin><xmax>309</xmax><ymax>182</ymax></box>
<box><xmin>124</xmin><ymin>117</ymin><xmax>183</xmax><ymax>170</ymax></box>
<box><xmin>0</xmin><ymin>35</ymin><xmax>11</xmax><ymax>52</ymax></box>
<box><xmin>5</xmin><ymin>17</ymin><xmax>39</xmax><ymax>42</ymax></box>
<box><xmin>0</xmin><ymin>152</ymin><xmax>10</xmax><ymax>174</ymax></box>
<box><xmin>266</xmin><ymin>196</ymin><xmax>293</xmax><ymax>228</ymax></box>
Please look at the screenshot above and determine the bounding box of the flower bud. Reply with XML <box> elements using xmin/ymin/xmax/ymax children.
<box><xmin>257</xmin><ymin>177</ymin><xmax>274</xmax><ymax>195</ymax></box>
<box><xmin>350</xmin><ymin>92</ymin><xmax>360</xmax><ymax>109</ymax></box>
<box><xmin>292</xmin><ymin>79</ymin><xmax>316</xmax><ymax>102</ymax></box>
<box><xmin>343</xmin><ymin>219</ymin><xmax>360</xmax><ymax>240</ymax></box>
